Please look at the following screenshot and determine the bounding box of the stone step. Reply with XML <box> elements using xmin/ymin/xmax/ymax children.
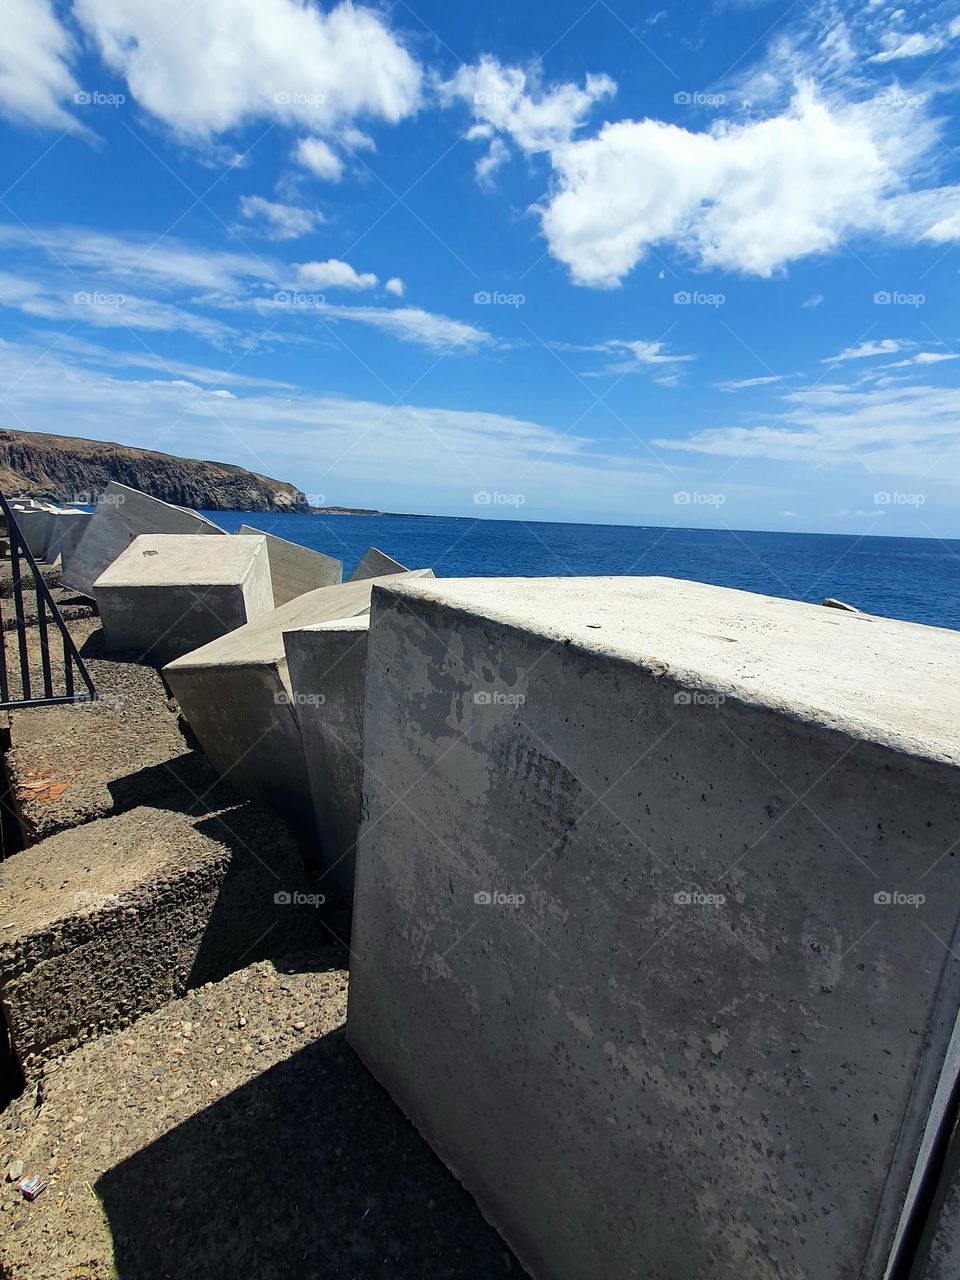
<box><xmin>0</xmin><ymin>950</ymin><xmax>520</xmax><ymax>1280</ymax></box>
<box><xmin>0</xmin><ymin>799</ymin><xmax>329</xmax><ymax>1077</ymax></box>
<box><xmin>6</xmin><ymin>621</ymin><xmax>220</xmax><ymax>843</ymax></box>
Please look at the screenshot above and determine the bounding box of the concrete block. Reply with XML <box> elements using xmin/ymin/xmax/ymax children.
<box><xmin>164</xmin><ymin>572</ymin><xmax>433</xmax><ymax>851</ymax></box>
<box><xmin>283</xmin><ymin>617</ymin><xmax>369</xmax><ymax>902</ymax></box>
<box><xmin>347</xmin><ymin>575</ymin><xmax>960</xmax><ymax>1280</ymax></box>
<box><xmin>62</xmin><ymin>480</ymin><xmax>225</xmax><ymax>596</ymax></box>
<box><xmin>0</xmin><ymin>801</ymin><xmax>318</xmax><ymax>1075</ymax></box>
<box><xmin>349</xmin><ymin>547</ymin><xmax>408</xmax><ymax>581</ymax></box>
<box><xmin>14</xmin><ymin>506</ymin><xmax>57</xmax><ymax>558</ymax></box>
<box><xmin>43</xmin><ymin>509</ymin><xmax>90</xmax><ymax>566</ymax></box>
<box><xmin>93</xmin><ymin>533</ymin><xmax>274</xmax><ymax>666</ymax></box>
<box><xmin>239</xmin><ymin>524</ymin><xmax>342</xmax><ymax>605</ymax></box>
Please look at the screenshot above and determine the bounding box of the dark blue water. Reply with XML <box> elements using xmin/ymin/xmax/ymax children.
<box><xmin>204</xmin><ymin>513</ymin><xmax>960</xmax><ymax>632</ymax></box>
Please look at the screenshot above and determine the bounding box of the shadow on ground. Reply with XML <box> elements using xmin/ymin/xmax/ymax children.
<box><xmin>96</xmin><ymin>1028</ymin><xmax>521</xmax><ymax>1280</ymax></box>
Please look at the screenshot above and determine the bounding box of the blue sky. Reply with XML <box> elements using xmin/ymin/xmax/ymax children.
<box><xmin>1</xmin><ymin>0</ymin><xmax>959</xmax><ymax>537</ymax></box>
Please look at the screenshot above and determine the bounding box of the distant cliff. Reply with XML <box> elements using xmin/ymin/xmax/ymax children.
<box><xmin>0</xmin><ymin>429</ymin><xmax>308</xmax><ymax>513</ymax></box>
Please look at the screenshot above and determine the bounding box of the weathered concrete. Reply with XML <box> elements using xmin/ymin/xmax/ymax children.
<box><xmin>349</xmin><ymin>547</ymin><xmax>408</xmax><ymax>581</ymax></box>
<box><xmin>164</xmin><ymin>573</ymin><xmax>433</xmax><ymax>851</ymax></box>
<box><xmin>14</xmin><ymin>505</ymin><xmax>56</xmax><ymax>558</ymax></box>
<box><xmin>42</xmin><ymin>508</ymin><xmax>90</xmax><ymax>566</ymax></box>
<box><xmin>93</xmin><ymin>533</ymin><xmax>274</xmax><ymax>665</ymax></box>
<box><xmin>0</xmin><ymin>800</ymin><xmax>319</xmax><ymax>1075</ymax></box>
<box><xmin>62</xmin><ymin>480</ymin><xmax>225</xmax><ymax>596</ymax></box>
<box><xmin>347</xmin><ymin>575</ymin><xmax>960</xmax><ymax>1280</ymax></box>
<box><xmin>283</xmin><ymin>617</ymin><xmax>369</xmax><ymax>902</ymax></box>
<box><xmin>239</xmin><ymin>523</ymin><xmax>342</xmax><ymax>605</ymax></box>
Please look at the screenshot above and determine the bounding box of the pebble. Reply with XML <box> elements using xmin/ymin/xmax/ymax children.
<box><xmin>293</xmin><ymin>1021</ymin><xmax>306</xmax><ymax>1032</ymax></box>
<box><xmin>5</xmin><ymin>1161</ymin><xmax>23</xmax><ymax>1183</ymax></box>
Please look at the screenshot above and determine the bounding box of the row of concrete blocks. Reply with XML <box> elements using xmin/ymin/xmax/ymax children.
<box><xmin>173</xmin><ymin>572</ymin><xmax>960</xmax><ymax>1278</ymax></box>
<box><xmin>9</xmin><ymin>499</ymin><xmax>92</xmax><ymax>567</ymax></box>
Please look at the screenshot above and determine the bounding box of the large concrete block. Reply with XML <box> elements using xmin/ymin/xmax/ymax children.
<box><xmin>349</xmin><ymin>546</ymin><xmax>408</xmax><ymax>581</ymax></box>
<box><xmin>14</xmin><ymin>505</ymin><xmax>57</xmax><ymax>558</ymax></box>
<box><xmin>43</xmin><ymin>509</ymin><xmax>90</xmax><ymax>566</ymax></box>
<box><xmin>347</xmin><ymin>575</ymin><xmax>960</xmax><ymax>1280</ymax></box>
<box><xmin>283</xmin><ymin>617</ymin><xmax>369</xmax><ymax>902</ymax></box>
<box><xmin>93</xmin><ymin>533</ymin><xmax>274</xmax><ymax>665</ymax></box>
<box><xmin>164</xmin><ymin>572</ymin><xmax>433</xmax><ymax>851</ymax></box>
<box><xmin>239</xmin><ymin>524</ymin><xmax>342</xmax><ymax>605</ymax></box>
<box><xmin>62</xmin><ymin>480</ymin><xmax>225</xmax><ymax>596</ymax></box>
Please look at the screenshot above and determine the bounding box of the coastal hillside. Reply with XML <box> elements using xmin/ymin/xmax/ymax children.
<box><xmin>0</xmin><ymin>428</ymin><xmax>307</xmax><ymax>513</ymax></box>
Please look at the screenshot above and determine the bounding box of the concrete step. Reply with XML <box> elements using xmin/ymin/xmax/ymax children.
<box><xmin>7</xmin><ymin>621</ymin><xmax>220</xmax><ymax>843</ymax></box>
<box><xmin>0</xmin><ymin>800</ymin><xmax>332</xmax><ymax>1076</ymax></box>
<box><xmin>0</xmin><ymin>951</ymin><xmax>521</xmax><ymax>1280</ymax></box>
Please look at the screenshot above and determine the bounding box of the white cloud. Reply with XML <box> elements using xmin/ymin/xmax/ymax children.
<box><xmin>239</xmin><ymin>195</ymin><xmax>321</xmax><ymax>240</ymax></box>
<box><xmin>262</xmin><ymin>297</ymin><xmax>494</xmax><ymax>350</ymax></box>
<box><xmin>440</xmin><ymin>56</ymin><xmax>615</xmax><ymax>188</ymax></box>
<box><xmin>655</xmin><ymin>378</ymin><xmax>960</xmax><ymax>480</ymax></box>
<box><xmin>294</xmin><ymin>137</ymin><xmax>344</xmax><ymax>181</ymax></box>
<box><xmin>73</xmin><ymin>0</ymin><xmax>422</xmax><ymax>137</ymax></box>
<box><xmin>802</xmin><ymin>294</ymin><xmax>824</xmax><ymax>308</ymax></box>
<box><xmin>870</xmin><ymin>32</ymin><xmax>945</xmax><ymax>62</ymax></box>
<box><xmin>0</xmin><ymin>0</ymin><xmax>79</xmax><ymax>129</ymax></box>
<box><xmin>295</xmin><ymin>259</ymin><xmax>378</xmax><ymax>290</ymax></box>
<box><xmin>717</xmin><ymin>375</ymin><xmax>784</xmax><ymax>391</ymax></box>
<box><xmin>0</xmin><ymin>225</ymin><xmax>276</xmax><ymax>292</ymax></box>
<box><xmin>824</xmin><ymin>338</ymin><xmax>907</xmax><ymax>363</ymax></box>
<box><xmin>556</xmin><ymin>337</ymin><xmax>694</xmax><ymax>375</ymax></box>
<box><xmin>385</xmin><ymin>277</ymin><xmax>405</xmax><ymax>297</ymax></box>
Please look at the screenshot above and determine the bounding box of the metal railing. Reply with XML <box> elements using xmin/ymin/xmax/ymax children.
<box><xmin>0</xmin><ymin>493</ymin><xmax>95</xmax><ymax>709</ymax></box>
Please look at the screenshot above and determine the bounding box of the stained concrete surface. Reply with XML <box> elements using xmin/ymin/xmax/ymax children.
<box><xmin>62</xmin><ymin>481</ymin><xmax>225</xmax><ymax>596</ymax></box>
<box><xmin>239</xmin><ymin>524</ymin><xmax>342</xmax><ymax>604</ymax></box>
<box><xmin>348</xmin><ymin>575</ymin><xmax>960</xmax><ymax>1280</ymax></box>
<box><xmin>283</xmin><ymin>616</ymin><xmax>369</xmax><ymax>902</ymax></box>
<box><xmin>93</xmin><ymin>533</ymin><xmax>274</xmax><ymax>665</ymax></box>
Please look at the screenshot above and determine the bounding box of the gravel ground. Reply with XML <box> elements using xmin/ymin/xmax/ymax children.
<box><xmin>0</xmin><ymin>951</ymin><xmax>521</xmax><ymax>1280</ymax></box>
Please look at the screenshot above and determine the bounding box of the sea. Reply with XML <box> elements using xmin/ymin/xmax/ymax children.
<box><xmin>204</xmin><ymin>512</ymin><xmax>960</xmax><ymax>633</ymax></box>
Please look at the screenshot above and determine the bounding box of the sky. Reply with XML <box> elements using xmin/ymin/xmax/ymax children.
<box><xmin>1</xmin><ymin>0</ymin><xmax>959</xmax><ymax>537</ymax></box>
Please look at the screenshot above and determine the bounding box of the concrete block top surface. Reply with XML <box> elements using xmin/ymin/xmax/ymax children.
<box><xmin>165</xmin><ymin>569</ymin><xmax>433</xmax><ymax>671</ymax></box>
<box><xmin>93</xmin><ymin>533</ymin><xmax>267</xmax><ymax>588</ymax></box>
<box><xmin>349</xmin><ymin>547</ymin><xmax>408</xmax><ymax>581</ymax></box>
<box><xmin>374</xmin><ymin>575</ymin><xmax>960</xmax><ymax>764</ymax></box>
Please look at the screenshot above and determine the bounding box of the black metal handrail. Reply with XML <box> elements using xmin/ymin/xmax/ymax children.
<box><xmin>0</xmin><ymin>493</ymin><xmax>95</xmax><ymax>709</ymax></box>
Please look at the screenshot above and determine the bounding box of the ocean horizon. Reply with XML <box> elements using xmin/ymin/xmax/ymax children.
<box><xmin>204</xmin><ymin>511</ymin><xmax>960</xmax><ymax>633</ymax></box>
